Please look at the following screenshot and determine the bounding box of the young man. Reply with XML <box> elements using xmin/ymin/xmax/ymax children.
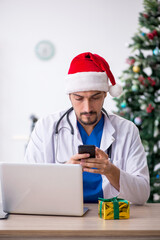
<box><xmin>24</xmin><ymin>52</ymin><xmax>150</xmax><ymax>204</ymax></box>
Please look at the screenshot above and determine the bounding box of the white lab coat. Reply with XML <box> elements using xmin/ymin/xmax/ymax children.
<box><xmin>24</xmin><ymin>109</ymin><xmax>150</xmax><ymax>204</ymax></box>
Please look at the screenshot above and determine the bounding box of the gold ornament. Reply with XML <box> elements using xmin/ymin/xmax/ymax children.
<box><xmin>132</xmin><ymin>65</ymin><xmax>140</xmax><ymax>73</ymax></box>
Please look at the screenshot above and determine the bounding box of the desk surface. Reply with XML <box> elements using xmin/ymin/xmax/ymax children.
<box><xmin>0</xmin><ymin>203</ymin><xmax>160</xmax><ymax>239</ymax></box>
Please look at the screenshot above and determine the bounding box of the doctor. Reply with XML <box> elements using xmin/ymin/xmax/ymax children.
<box><xmin>25</xmin><ymin>52</ymin><xmax>150</xmax><ymax>204</ymax></box>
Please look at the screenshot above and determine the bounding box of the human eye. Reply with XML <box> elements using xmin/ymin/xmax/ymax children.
<box><xmin>92</xmin><ymin>95</ymin><xmax>101</xmax><ymax>100</ymax></box>
<box><xmin>92</xmin><ymin>96</ymin><xmax>100</xmax><ymax>100</ymax></box>
<box><xmin>74</xmin><ymin>96</ymin><xmax>83</xmax><ymax>101</ymax></box>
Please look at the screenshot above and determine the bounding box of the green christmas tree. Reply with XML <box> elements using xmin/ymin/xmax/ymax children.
<box><xmin>114</xmin><ymin>0</ymin><xmax>160</xmax><ymax>202</ymax></box>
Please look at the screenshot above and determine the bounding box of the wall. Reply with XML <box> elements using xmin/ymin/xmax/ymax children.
<box><xmin>0</xmin><ymin>0</ymin><xmax>143</xmax><ymax>162</ymax></box>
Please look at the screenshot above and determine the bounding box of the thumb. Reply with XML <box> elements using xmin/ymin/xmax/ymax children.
<box><xmin>95</xmin><ymin>147</ymin><xmax>108</xmax><ymax>159</ymax></box>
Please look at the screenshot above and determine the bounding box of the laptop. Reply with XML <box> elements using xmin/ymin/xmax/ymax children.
<box><xmin>0</xmin><ymin>162</ymin><xmax>88</xmax><ymax>216</ymax></box>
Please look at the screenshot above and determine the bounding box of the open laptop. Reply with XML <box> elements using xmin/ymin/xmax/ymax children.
<box><xmin>0</xmin><ymin>162</ymin><xmax>88</xmax><ymax>216</ymax></box>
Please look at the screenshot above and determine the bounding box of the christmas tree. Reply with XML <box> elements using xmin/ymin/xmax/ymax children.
<box><xmin>114</xmin><ymin>0</ymin><xmax>160</xmax><ymax>202</ymax></box>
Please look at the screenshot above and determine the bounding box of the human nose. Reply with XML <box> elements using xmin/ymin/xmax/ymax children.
<box><xmin>83</xmin><ymin>99</ymin><xmax>92</xmax><ymax>112</ymax></box>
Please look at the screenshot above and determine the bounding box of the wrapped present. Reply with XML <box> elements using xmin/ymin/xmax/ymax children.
<box><xmin>98</xmin><ymin>197</ymin><xmax>130</xmax><ymax>220</ymax></box>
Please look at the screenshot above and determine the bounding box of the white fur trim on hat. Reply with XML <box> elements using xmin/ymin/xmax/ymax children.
<box><xmin>109</xmin><ymin>84</ymin><xmax>123</xmax><ymax>97</ymax></box>
<box><xmin>65</xmin><ymin>72</ymin><xmax>109</xmax><ymax>94</ymax></box>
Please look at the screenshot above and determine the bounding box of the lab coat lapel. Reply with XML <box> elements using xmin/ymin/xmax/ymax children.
<box><xmin>100</xmin><ymin>113</ymin><xmax>115</xmax><ymax>152</ymax></box>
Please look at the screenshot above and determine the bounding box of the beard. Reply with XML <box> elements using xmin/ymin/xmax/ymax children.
<box><xmin>78</xmin><ymin>111</ymin><xmax>99</xmax><ymax>126</ymax></box>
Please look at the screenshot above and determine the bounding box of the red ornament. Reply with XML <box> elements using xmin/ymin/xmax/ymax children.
<box><xmin>147</xmin><ymin>33</ymin><xmax>154</xmax><ymax>39</ymax></box>
<box><xmin>147</xmin><ymin>30</ymin><xmax>158</xmax><ymax>40</ymax></box>
<box><xmin>152</xmin><ymin>30</ymin><xmax>158</xmax><ymax>37</ymax></box>
<box><xmin>147</xmin><ymin>77</ymin><xmax>156</xmax><ymax>86</ymax></box>
<box><xmin>138</xmin><ymin>75</ymin><xmax>147</xmax><ymax>86</ymax></box>
<box><xmin>143</xmin><ymin>13</ymin><xmax>149</xmax><ymax>18</ymax></box>
<box><xmin>126</xmin><ymin>58</ymin><xmax>135</xmax><ymax>65</ymax></box>
<box><xmin>146</xmin><ymin>104</ymin><xmax>154</xmax><ymax>113</ymax></box>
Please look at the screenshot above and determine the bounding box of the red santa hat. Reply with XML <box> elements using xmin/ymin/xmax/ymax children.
<box><xmin>65</xmin><ymin>52</ymin><xmax>123</xmax><ymax>97</ymax></box>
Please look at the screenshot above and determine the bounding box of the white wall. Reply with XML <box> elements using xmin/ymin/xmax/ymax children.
<box><xmin>0</xmin><ymin>0</ymin><xmax>143</xmax><ymax>162</ymax></box>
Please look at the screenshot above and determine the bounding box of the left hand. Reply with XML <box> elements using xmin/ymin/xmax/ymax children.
<box><xmin>80</xmin><ymin>147</ymin><xmax>112</xmax><ymax>176</ymax></box>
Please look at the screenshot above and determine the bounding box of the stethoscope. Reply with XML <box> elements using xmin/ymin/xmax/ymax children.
<box><xmin>55</xmin><ymin>107</ymin><xmax>112</xmax><ymax>163</ymax></box>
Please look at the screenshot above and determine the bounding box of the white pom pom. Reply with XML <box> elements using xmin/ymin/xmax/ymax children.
<box><xmin>109</xmin><ymin>84</ymin><xmax>123</xmax><ymax>97</ymax></box>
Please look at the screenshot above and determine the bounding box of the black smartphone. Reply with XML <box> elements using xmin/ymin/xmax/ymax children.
<box><xmin>78</xmin><ymin>145</ymin><xmax>95</xmax><ymax>158</ymax></box>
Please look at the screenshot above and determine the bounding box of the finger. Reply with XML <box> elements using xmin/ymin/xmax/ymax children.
<box><xmin>72</xmin><ymin>160</ymin><xmax>81</xmax><ymax>164</ymax></box>
<box><xmin>71</xmin><ymin>153</ymin><xmax>90</xmax><ymax>161</ymax></box>
<box><xmin>66</xmin><ymin>159</ymin><xmax>81</xmax><ymax>164</ymax></box>
<box><xmin>84</xmin><ymin>157</ymin><xmax>109</xmax><ymax>165</ymax></box>
<box><xmin>83</xmin><ymin>168</ymin><xmax>104</xmax><ymax>174</ymax></box>
<box><xmin>96</xmin><ymin>147</ymin><xmax>109</xmax><ymax>159</ymax></box>
<box><xmin>80</xmin><ymin>161</ymin><xmax>106</xmax><ymax>169</ymax></box>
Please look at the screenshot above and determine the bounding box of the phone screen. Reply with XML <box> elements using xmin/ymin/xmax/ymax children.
<box><xmin>78</xmin><ymin>145</ymin><xmax>95</xmax><ymax>158</ymax></box>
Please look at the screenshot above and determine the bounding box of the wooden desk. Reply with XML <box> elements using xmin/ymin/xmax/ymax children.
<box><xmin>0</xmin><ymin>203</ymin><xmax>160</xmax><ymax>240</ymax></box>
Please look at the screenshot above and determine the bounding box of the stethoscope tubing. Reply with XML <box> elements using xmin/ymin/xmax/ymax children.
<box><xmin>55</xmin><ymin>107</ymin><xmax>112</xmax><ymax>163</ymax></box>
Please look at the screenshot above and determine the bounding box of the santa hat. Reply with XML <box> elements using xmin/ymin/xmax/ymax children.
<box><xmin>65</xmin><ymin>52</ymin><xmax>123</xmax><ymax>97</ymax></box>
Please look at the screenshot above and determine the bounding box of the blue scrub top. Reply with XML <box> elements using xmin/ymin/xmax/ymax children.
<box><xmin>77</xmin><ymin>115</ymin><xmax>104</xmax><ymax>203</ymax></box>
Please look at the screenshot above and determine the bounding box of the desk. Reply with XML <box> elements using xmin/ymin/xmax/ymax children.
<box><xmin>0</xmin><ymin>204</ymin><xmax>160</xmax><ymax>240</ymax></box>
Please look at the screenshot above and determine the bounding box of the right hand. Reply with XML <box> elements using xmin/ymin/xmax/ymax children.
<box><xmin>65</xmin><ymin>153</ymin><xmax>90</xmax><ymax>164</ymax></box>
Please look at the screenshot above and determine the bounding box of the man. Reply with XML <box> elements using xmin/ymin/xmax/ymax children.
<box><xmin>24</xmin><ymin>52</ymin><xmax>150</xmax><ymax>204</ymax></box>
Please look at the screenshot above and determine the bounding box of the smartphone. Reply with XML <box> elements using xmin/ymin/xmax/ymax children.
<box><xmin>78</xmin><ymin>145</ymin><xmax>95</xmax><ymax>158</ymax></box>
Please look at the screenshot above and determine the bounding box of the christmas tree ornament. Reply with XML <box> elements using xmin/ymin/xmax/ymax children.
<box><xmin>146</xmin><ymin>104</ymin><xmax>154</xmax><ymax>113</ymax></box>
<box><xmin>120</xmin><ymin>101</ymin><xmax>127</xmax><ymax>108</ymax></box>
<box><xmin>147</xmin><ymin>77</ymin><xmax>156</xmax><ymax>86</ymax></box>
<box><xmin>131</xmin><ymin>85</ymin><xmax>138</xmax><ymax>92</ymax></box>
<box><xmin>153</xmin><ymin>47</ymin><xmax>160</xmax><ymax>55</ymax></box>
<box><xmin>142</xmin><ymin>13</ymin><xmax>149</xmax><ymax>18</ymax></box>
<box><xmin>141</xmin><ymin>32</ymin><xmax>146</xmax><ymax>36</ymax></box>
<box><xmin>126</xmin><ymin>58</ymin><xmax>135</xmax><ymax>65</ymax></box>
<box><xmin>147</xmin><ymin>33</ymin><xmax>154</xmax><ymax>40</ymax></box>
<box><xmin>134</xmin><ymin>117</ymin><xmax>142</xmax><ymax>126</ymax></box>
<box><xmin>152</xmin><ymin>29</ymin><xmax>158</xmax><ymax>36</ymax></box>
<box><xmin>147</xmin><ymin>30</ymin><xmax>158</xmax><ymax>40</ymax></box>
<box><xmin>138</xmin><ymin>75</ymin><xmax>147</xmax><ymax>86</ymax></box>
<box><xmin>132</xmin><ymin>65</ymin><xmax>140</xmax><ymax>73</ymax></box>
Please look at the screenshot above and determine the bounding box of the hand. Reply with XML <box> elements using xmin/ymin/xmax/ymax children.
<box><xmin>66</xmin><ymin>153</ymin><xmax>90</xmax><ymax>165</ymax></box>
<box><xmin>80</xmin><ymin>147</ymin><xmax>112</xmax><ymax>175</ymax></box>
<box><xmin>80</xmin><ymin>147</ymin><xmax>120</xmax><ymax>191</ymax></box>
<box><xmin>67</xmin><ymin>147</ymin><xmax>120</xmax><ymax>190</ymax></box>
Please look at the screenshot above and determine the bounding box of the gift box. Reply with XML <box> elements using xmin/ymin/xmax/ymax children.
<box><xmin>98</xmin><ymin>197</ymin><xmax>130</xmax><ymax>220</ymax></box>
